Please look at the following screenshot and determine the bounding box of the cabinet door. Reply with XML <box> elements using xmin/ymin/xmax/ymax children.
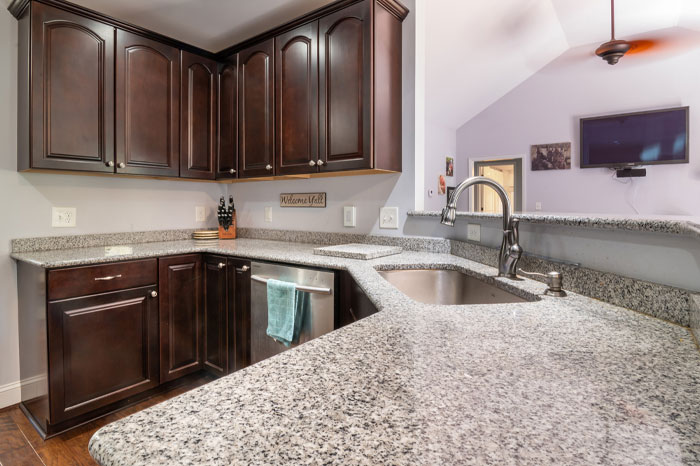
<box><xmin>29</xmin><ymin>2</ymin><xmax>115</xmax><ymax>172</ymax></box>
<box><xmin>238</xmin><ymin>39</ymin><xmax>274</xmax><ymax>178</ymax></box>
<box><xmin>217</xmin><ymin>54</ymin><xmax>238</xmax><ymax>179</ymax></box>
<box><xmin>203</xmin><ymin>255</ymin><xmax>229</xmax><ymax>376</ymax></box>
<box><xmin>338</xmin><ymin>271</ymin><xmax>377</xmax><ymax>328</ymax></box>
<box><xmin>159</xmin><ymin>255</ymin><xmax>203</xmax><ymax>383</ymax></box>
<box><xmin>180</xmin><ymin>52</ymin><xmax>217</xmax><ymax>180</ymax></box>
<box><xmin>229</xmin><ymin>258</ymin><xmax>251</xmax><ymax>372</ymax></box>
<box><xmin>116</xmin><ymin>30</ymin><xmax>180</xmax><ymax>176</ymax></box>
<box><xmin>47</xmin><ymin>286</ymin><xmax>159</xmax><ymax>423</ymax></box>
<box><xmin>275</xmin><ymin>23</ymin><xmax>319</xmax><ymax>175</ymax></box>
<box><xmin>318</xmin><ymin>1</ymin><xmax>372</xmax><ymax>172</ymax></box>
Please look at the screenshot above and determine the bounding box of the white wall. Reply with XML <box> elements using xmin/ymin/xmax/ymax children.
<box><xmin>229</xmin><ymin>0</ymin><xmax>417</xmax><ymax>235</ymax></box>
<box><xmin>456</xmin><ymin>34</ymin><xmax>700</xmax><ymax>215</ymax></box>
<box><xmin>0</xmin><ymin>9</ymin><xmax>225</xmax><ymax>404</ymax></box>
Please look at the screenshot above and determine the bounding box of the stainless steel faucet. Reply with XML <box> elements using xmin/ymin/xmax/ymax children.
<box><xmin>440</xmin><ymin>176</ymin><xmax>523</xmax><ymax>278</ymax></box>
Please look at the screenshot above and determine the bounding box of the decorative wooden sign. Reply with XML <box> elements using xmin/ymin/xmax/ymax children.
<box><xmin>280</xmin><ymin>192</ymin><xmax>327</xmax><ymax>208</ymax></box>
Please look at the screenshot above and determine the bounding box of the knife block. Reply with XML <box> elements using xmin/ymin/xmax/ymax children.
<box><xmin>218</xmin><ymin>213</ymin><xmax>236</xmax><ymax>239</ymax></box>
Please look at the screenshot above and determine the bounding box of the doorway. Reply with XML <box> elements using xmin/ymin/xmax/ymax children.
<box><xmin>473</xmin><ymin>158</ymin><xmax>522</xmax><ymax>213</ymax></box>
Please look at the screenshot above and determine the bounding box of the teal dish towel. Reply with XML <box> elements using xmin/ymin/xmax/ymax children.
<box><xmin>266</xmin><ymin>279</ymin><xmax>309</xmax><ymax>347</ymax></box>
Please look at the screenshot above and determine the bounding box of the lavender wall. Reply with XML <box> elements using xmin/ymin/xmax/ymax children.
<box><xmin>456</xmin><ymin>34</ymin><xmax>700</xmax><ymax>215</ymax></box>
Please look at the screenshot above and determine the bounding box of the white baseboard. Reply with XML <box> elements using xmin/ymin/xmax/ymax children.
<box><xmin>0</xmin><ymin>380</ymin><xmax>21</xmax><ymax>409</ymax></box>
<box><xmin>0</xmin><ymin>375</ymin><xmax>47</xmax><ymax>409</ymax></box>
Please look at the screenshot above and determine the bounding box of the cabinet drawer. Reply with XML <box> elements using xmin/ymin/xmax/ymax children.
<box><xmin>48</xmin><ymin>259</ymin><xmax>157</xmax><ymax>301</ymax></box>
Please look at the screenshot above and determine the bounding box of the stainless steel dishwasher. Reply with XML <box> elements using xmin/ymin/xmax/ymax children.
<box><xmin>250</xmin><ymin>261</ymin><xmax>335</xmax><ymax>365</ymax></box>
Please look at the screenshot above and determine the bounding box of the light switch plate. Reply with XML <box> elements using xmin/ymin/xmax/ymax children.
<box><xmin>343</xmin><ymin>206</ymin><xmax>356</xmax><ymax>227</ymax></box>
<box><xmin>52</xmin><ymin>207</ymin><xmax>76</xmax><ymax>228</ymax></box>
<box><xmin>467</xmin><ymin>223</ymin><xmax>481</xmax><ymax>242</ymax></box>
<box><xmin>379</xmin><ymin>207</ymin><xmax>399</xmax><ymax>229</ymax></box>
<box><xmin>195</xmin><ymin>206</ymin><xmax>206</xmax><ymax>222</ymax></box>
<box><xmin>264</xmin><ymin>206</ymin><xmax>273</xmax><ymax>222</ymax></box>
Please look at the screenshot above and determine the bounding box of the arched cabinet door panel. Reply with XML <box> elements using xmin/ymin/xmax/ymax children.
<box><xmin>318</xmin><ymin>1</ymin><xmax>372</xmax><ymax>172</ymax></box>
<box><xmin>275</xmin><ymin>22</ymin><xmax>319</xmax><ymax>175</ymax></box>
<box><xmin>181</xmin><ymin>51</ymin><xmax>217</xmax><ymax>180</ymax></box>
<box><xmin>217</xmin><ymin>54</ymin><xmax>238</xmax><ymax>179</ymax></box>
<box><xmin>238</xmin><ymin>39</ymin><xmax>274</xmax><ymax>178</ymax></box>
<box><xmin>116</xmin><ymin>30</ymin><xmax>180</xmax><ymax>177</ymax></box>
<box><xmin>29</xmin><ymin>2</ymin><xmax>115</xmax><ymax>172</ymax></box>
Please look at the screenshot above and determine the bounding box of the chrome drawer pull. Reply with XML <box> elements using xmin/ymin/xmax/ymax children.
<box><xmin>94</xmin><ymin>274</ymin><xmax>122</xmax><ymax>281</ymax></box>
<box><xmin>251</xmin><ymin>274</ymin><xmax>332</xmax><ymax>295</ymax></box>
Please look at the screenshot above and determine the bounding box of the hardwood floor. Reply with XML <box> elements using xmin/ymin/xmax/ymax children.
<box><xmin>0</xmin><ymin>373</ymin><xmax>214</xmax><ymax>466</ymax></box>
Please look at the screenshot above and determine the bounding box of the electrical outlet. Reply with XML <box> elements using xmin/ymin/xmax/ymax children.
<box><xmin>264</xmin><ymin>206</ymin><xmax>273</xmax><ymax>222</ymax></box>
<box><xmin>51</xmin><ymin>207</ymin><xmax>76</xmax><ymax>228</ymax></box>
<box><xmin>343</xmin><ymin>206</ymin><xmax>356</xmax><ymax>227</ymax></box>
<box><xmin>379</xmin><ymin>207</ymin><xmax>399</xmax><ymax>229</ymax></box>
<box><xmin>535</xmin><ymin>202</ymin><xmax>542</xmax><ymax>211</ymax></box>
<box><xmin>467</xmin><ymin>223</ymin><xmax>481</xmax><ymax>242</ymax></box>
<box><xmin>195</xmin><ymin>206</ymin><xmax>206</xmax><ymax>222</ymax></box>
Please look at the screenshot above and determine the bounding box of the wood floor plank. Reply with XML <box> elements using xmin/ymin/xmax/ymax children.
<box><xmin>0</xmin><ymin>411</ymin><xmax>44</xmax><ymax>466</ymax></box>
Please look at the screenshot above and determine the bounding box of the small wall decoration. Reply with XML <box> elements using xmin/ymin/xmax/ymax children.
<box><xmin>280</xmin><ymin>192</ymin><xmax>327</xmax><ymax>208</ymax></box>
<box><xmin>530</xmin><ymin>142</ymin><xmax>571</xmax><ymax>171</ymax></box>
<box><xmin>446</xmin><ymin>156</ymin><xmax>454</xmax><ymax>177</ymax></box>
<box><xmin>438</xmin><ymin>175</ymin><xmax>446</xmax><ymax>195</ymax></box>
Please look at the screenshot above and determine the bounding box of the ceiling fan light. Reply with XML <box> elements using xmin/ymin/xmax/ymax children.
<box><xmin>595</xmin><ymin>39</ymin><xmax>631</xmax><ymax>65</ymax></box>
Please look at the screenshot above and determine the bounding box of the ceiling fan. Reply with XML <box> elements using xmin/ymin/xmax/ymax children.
<box><xmin>595</xmin><ymin>0</ymin><xmax>631</xmax><ymax>64</ymax></box>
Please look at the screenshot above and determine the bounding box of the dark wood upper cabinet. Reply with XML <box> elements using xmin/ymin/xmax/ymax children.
<box><xmin>275</xmin><ymin>22</ymin><xmax>319</xmax><ymax>175</ymax></box>
<box><xmin>158</xmin><ymin>255</ymin><xmax>203</xmax><ymax>383</ymax></box>
<box><xmin>15</xmin><ymin>0</ymin><xmax>407</xmax><ymax>182</ymax></box>
<box><xmin>180</xmin><ymin>52</ymin><xmax>217</xmax><ymax>180</ymax></box>
<box><xmin>238</xmin><ymin>39</ymin><xmax>275</xmax><ymax>178</ymax></box>
<box><xmin>318</xmin><ymin>1</ymin><xmax>371</xmax><ymax>172</ymax></box>
<box><xmin>217</xmin><ymin>54</ymin><xmax>238</xmax><ymax>179</ymax></box>
<box><xmin>47</xmin><ymin>285</ymin><xmax>159</xmax><ymax>424</ymax></box>
<box><xmin>22</xmin><ymin>2</ymin><xmax>115</xmax><ymax>172</ymax></box>
<box><xmin>116</xmin><ymin>30</ymin><xmax>180</xmax><ymax>177</ymax></box>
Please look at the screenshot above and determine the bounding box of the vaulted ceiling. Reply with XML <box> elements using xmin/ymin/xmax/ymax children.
<box><xmin>427</xmin><ymin>0</ymin><xmax>700</xmax><ymax>130</ymax></box>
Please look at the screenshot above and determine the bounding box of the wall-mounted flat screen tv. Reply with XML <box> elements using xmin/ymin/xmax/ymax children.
<box><xmin>580</xmin><ymin>106</ymin><xmax>689</xmax><ymax>168</ymax></box>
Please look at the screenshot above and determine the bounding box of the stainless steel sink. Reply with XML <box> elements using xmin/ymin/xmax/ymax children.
<box><xmin>378</xmin><ymin>269</ymin><xmax>528</xmax><ymax>305</ymax></box>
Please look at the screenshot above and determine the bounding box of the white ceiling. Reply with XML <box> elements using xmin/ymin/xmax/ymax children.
<box><xmin>427</xmin><ymin>0</ymin><xmax>700</xmax><ymax>130</ymax></box>
<box><xmin>62</xmin><ymin>0</ymin><xmax>336</xmax><ymax>51</ymax></box>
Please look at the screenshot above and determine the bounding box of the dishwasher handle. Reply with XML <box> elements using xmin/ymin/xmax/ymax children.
<box><xmin>250</xmin><ymin>274</ymin><xmax>333</xmax><ymax>295</ymax></box>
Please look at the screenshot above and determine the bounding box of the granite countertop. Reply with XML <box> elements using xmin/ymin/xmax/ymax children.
<box><xmin>13</xmin><ymin>239</ymin><xmax>700</xmax><ymax>465</ymax></box>
<box><xmin>408</xmin><ymin>210</ymin><xmax>700</xmax><ymax>238</ymax></box>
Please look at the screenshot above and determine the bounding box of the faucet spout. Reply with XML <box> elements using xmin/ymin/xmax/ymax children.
<box><xmin>440</xmin><ymin>176</ymin><xmax>522</xmax><ymax>278</ymax></box>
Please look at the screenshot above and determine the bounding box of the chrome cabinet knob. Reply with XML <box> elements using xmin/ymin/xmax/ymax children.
<box><xmin>150</xmin><ymin>290</ymin><xmax>158</xmax><ymax>298</ymax></box>
<box><xmin>317</xmin><ymin>159</ymin><xmax>324</xmax><ymax>166</ymax></box>
<box><xmin>218</xmin><ymin>262</ymin><xmax>226</xmax><ymax>269</ymax></box>
<box><xmin>118</xmin><ymin>162</ymin><xmax>126</xmax><ymax>168</ymax></box>
<box><xmin>106</xmin><ymin>160</ymin><xmax>114</xmax><ymax>167</ymax></box>
<box><xmin>229</xmin><ymin>168</ymin><xmax>236</xmax><ymax>175</ymax></box>
<box><xmin>308</xmin><ymin>160</ymin><xmax>316</xmax><ymax>167</ymax></box>
<box><xmin>265</xmin><ymin>164</ymin><xmax>272</xmax><ymax>171</ymax></box>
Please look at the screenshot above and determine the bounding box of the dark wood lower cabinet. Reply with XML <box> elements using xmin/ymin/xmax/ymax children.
<box><xmin>338</xmin><ymin>271</ymin><xmax>378</xmax><ymax>328</ymax></box>
<box><xmin>202</xmin><ymin>255</ymin><xmax>251</xmax><ymax>376</ymax></box>
<box><xmin>159</xmin><ymin>255</ymin><xmax>203</xmax><ymax>382</ymax></box>
<box><xmin>229</xmin><ymin>257</ymin><xmax>252</xmax><ymax>372</ymax></box>
<box><xmin>203</xmin><ymin>255</ymin><xmax>229</xmax><ymax>376</ymax></box>
<box><xmin>47</xmin><ymin>285</ymin><xmax>159</xmax><ymax>424</ymax></box>
<box><xmin>15</xmin><ymin>254</ymin><xmax>319</xmax><ymax>438</ymax></box>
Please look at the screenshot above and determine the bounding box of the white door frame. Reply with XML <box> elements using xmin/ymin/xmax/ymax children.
<box><xmin>468</xmin><ymin>154</ymin><xmax>526</xmax><ymax>213</ymax></box>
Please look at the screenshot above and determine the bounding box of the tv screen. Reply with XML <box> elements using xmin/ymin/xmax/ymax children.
<box><xmin>580</xmin><ymin>107</ymin><xmax>689</xmax><ymax>168</ymax></box>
